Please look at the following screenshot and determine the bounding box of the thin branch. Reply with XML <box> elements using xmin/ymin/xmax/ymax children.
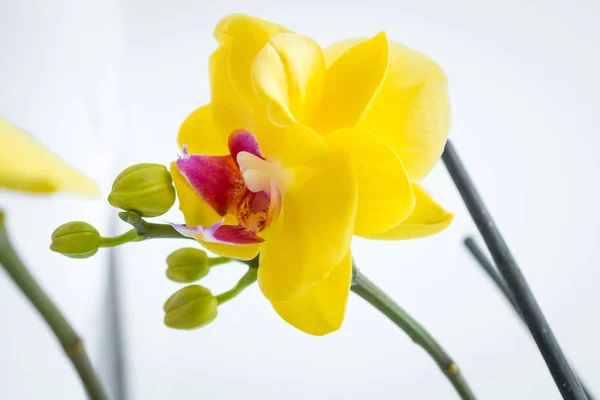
<box><xmin>463</xmin><ymin>237</ymin><xmax>595</xmax><ymax>400</ymax></box>
<box><xmin>351</xmin><ymin>266</ymin><xmax>477</xmax><ymax>400</ymax></box>
<box><xmin>215</xmin><ymin>267</ymin><xmax>258</xmax><ymax>305</ymax></box>
<box><xmin>463</xmin><ymin>237</ymin><xmax>521</xmax><ymax>316</ymax></box>
<box><xmin>117</xmin><ymin>211</ymin><xmax>192</xmax><ymax>241</ymax></box>
<box><xmin>442</xmin><ymin>140</ymin><xmax>586</xmax><ymax>399</ymax></box>
<box><xmin>0</xmin><ymin>212</ymin><xmax>109</xmax><ymax>400</ymax></box>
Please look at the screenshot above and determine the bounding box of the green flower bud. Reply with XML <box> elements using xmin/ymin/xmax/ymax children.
<box><xmin>108</xmin><ymin>163</ymin><xmax>175</xmax><ymax>217</ymax></box>
<box><xmin>164</xmin><ymin>285</ymin><xmax>218</xmax><ymax>329</ymax></box>
<box><xmin>166</xmin><ymin>248</ymin><xmax>210</xmax><ymax>283</ymax></box>
<box><xmin>50</xmin><ymin>222</ymin><xmax>100</xmax><ymax>259</ymax></box>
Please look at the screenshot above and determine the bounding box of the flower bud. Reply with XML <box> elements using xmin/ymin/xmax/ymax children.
<box><xmin>108</xmin><ymin>163</ymin><xmax>175</xmax><ymax>217</ymax></box>
<box><xmin>50</xmin><ymin>222</ymin><xmax>100</xmax><ymax>258</ymax></box>
<box><xmin>166</xmin><ymin>248</ymin><xmax>210</xmax><ymax>283</ymax></box>
<box><xmin>163</xmin><ymin>285</ymin><xmax>217</xmax><ymax>329</ymax></box>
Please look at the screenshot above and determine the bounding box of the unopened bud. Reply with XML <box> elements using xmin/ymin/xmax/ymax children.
<box><xmin>50</xmin><ymin>222</ymin><xmax>100</xmax><ymax>258</ymax></box>
<box><xmin>166</xmin><ymin>248</ymin><xmax>210</xmax><ymax>283</ymax></box>
<box><xmin>163</xmin><ymin>285</ymin><xmax>217</xmax><ymax>329</ymax></box>
<box><xmin>108</xmin><ymin>163</ymin><xmax>175</xmax><ymax>217</ymax></box>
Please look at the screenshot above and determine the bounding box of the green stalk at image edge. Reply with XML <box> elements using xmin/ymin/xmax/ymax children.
<box><xmin>0</xmin><ymin>212</ymin><xmax>109</xmax><ymax>400</ymax></box>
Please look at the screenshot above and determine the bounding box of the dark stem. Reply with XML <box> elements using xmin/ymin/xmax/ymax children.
<box><xmin>463</xmin><ymin>237</ymin><xmax>595</xmax><ymax>400</ymax></box>
<box><xmin>463</xmin><ymin>237</ymin><xmax>521</xmax><ymax>317</ymax></box>
<box><xmin>0</xmin><ymin>213</ymin><xmax>109</xmax><ymax>400</ymax></box>
<box><xmin>351</xmin><ymin>267</ymin><xmax>477</xmax><ymax>400</ymax></box>
<box><xmin>442</xmin><ymin>140</ymin><xmax>586</xmax><ymax>399</ymax></box>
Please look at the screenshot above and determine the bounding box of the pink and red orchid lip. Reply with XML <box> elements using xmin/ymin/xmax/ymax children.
<box><xmin>172</xmin><ymin>130</ymin><xmax>280</xmax><ymax>246</ymax></box>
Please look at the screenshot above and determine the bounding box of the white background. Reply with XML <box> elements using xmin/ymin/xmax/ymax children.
<box><xmin>1</xmin><ymin>0</ymin><xmax>599</xmax><ymax>399</ymax></box>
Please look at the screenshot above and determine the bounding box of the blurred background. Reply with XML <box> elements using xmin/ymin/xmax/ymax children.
<box><xmin>1</xmin><ymin>0</ymin><xmax>599</xmax><ymax>399</ymax></box>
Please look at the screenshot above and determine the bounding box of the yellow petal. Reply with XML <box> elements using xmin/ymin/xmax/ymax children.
<box><xmin>211</xmin><ymin>15</ymin><xmax>290</xmax><ymax>157</ymax></box>
<box><xmin>0</xmin><ymin>118</ymin><xmax>98</xmax><ymax>196</ymax></box>
<box><xmin>258</xmin><ymin>150</ymin><xmax>357</xmax><ymax>302</ymax></box>
<box><xmin>309</xmin><ymin>31</ymin><xmax>389</xmax><ymax>134</ymax></box>
<box><xmin>365</xmin><ymin>182</ymin><xmax>453</xmax><ymax>240</ymax></box>
<box><xmin>271</xmin><ymin>251</ymin><xmax>352</xmax><ymax>336</ymax></box>
<box><xmin>214</xmin><ymin>14</ymin><xmax>291</xmax><ymax>104</ymax></box>
<box><xmin>209</xmin><ymin>44</ymin><xmax>256</xmax><ymax>140</ymax></box>
<box><xmin>323</xmin><ymin>39</ymin><xmax>362</xmax><ymax>67</ymax></box>
<box><xmin>178</xmin><ymin>104</ymin><xmax>228</xmax><ymax>155</ymax></box>
<box><xmin>325</xmin><ymin>38</ymin><xmax>451</xmax><ymax>181</ymax></box>
<box><xmin>252</xmin><ymin>33</ymin><xmax>325</xmax><ymax>127</ymax></box>
<box><xmin>325</xmin><ymin>128</ymin><xmax>415</xmax><ymax>236</ymax></box>
<box><xmin>278</xmin><ymin>124</ymin><xmax>327</xmax><ymax>168</ymax></box>
<box><xmin>170</xmin><ymin>162</ymin><xmax>260</xmax><ymax>260</ymax></box>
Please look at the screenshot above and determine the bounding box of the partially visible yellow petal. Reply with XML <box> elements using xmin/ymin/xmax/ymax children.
<box><xmin>365</xmin><ymin>182</ymin><xmax>453</xmax><ymax>240</ymax></box>
<box><xmin>170</xmin><ymin>162</ymin><xmax>260</xmax><ymax>260</ymax></box>
<box><xmin>359</xmin><ymin>42</ymin><xmax>450</xmax><ymax>181</ymax></box>
<box><xmin>209</xmin><ymin>44</ymin><xmax>255</xmax><ymax>139</ymax></box>
<box><xmin>325</xmin><ymin>128</ymin><xmax>415</xmax><ymax>236</ymax></box>
<box><xmin>271</xmin><ymin>251</ymin><xmax>352</xmax><ymax>336</ymax></box>
<box><xmin>0</xmin><ymin>118</ymin><xmax>98</xmax><ymax>196</ymax></box>
<box><xmin>214</xmin><ymin>14</ymin><xmax>291</xmax><ymax>104</ymax></box>
<box><xmin>258</xmin><ymin>150</ymin><xmax>358</xmax><ymax>302</ymax></box>
<box><xmin>309</xmin><ymin>32</ymin><xmax>389</xmax><ymax>134</ymax></box>
<box><xmin>252</xmin><ymin>33</ymin><xmax>325</xmax><ymax>127</ymax></box>
<box><xmin>323</xmin><ymin>39</ymin><xmax>362</xmax><ymax>67</ymax></box>
<box><xmin>178</xmin><ymin>104</ymin><xmax>228</xmax><ymax>155</ymax></box>
<box><xmin>278</xmin><ymin>124</ymin><xmax>327</xmax><ymax>168</ymax></box>
<box><xmin>324</xmin><ymin>38</ymin><xmax>451</xmax><ymax>181</ymax></box>
<box><xmin>211</xmin><ymin>15</ymin><xmax>290</xmax><ymax>157</ymax></box>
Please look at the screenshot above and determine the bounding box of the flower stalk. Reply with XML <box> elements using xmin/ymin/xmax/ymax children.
<box><xmin>463</xmin><ymin>237</ymin><xmax>595</xmax><ymax>400</ymax></box>
<box><xmin>442</xmin><ymin>140</ymin><xmax>587</xmax><ymax>399</ymax></box>
<box><xmin>215</xmin><ymin>267</ymin><xmax>258</xmax><ymax>305</ymax></box>
<box><xmin>0</xmin><ymin>212</ymin><xmax>109</xmax><ymax>400</ymax></box>
<box><xmin>351</xmin><ymin>266</ymin><xmax>476</xmax><ymax>400</ymax></box>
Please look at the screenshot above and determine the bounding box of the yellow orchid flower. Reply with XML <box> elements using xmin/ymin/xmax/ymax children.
<box><xmin>171</xmin><ymin>14</ymin><xmax>453</xmax><ymax>335</ymax></box>
<box><xmin>0</xmin><ymin>118</ymin><xmax>98</xmax><ymax>196</ymax></box>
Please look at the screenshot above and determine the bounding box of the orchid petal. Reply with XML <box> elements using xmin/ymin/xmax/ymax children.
<box><xmin>251</xmin><ymin>33</ymin><xmax>325</xmax><ymax>127</ymax></box>
<box><xmin>325</xmin><ymin>128</ymin><xmax>415</xmax><ymax>236</ymax></box>
<box><xmin>177</xmin><ymin>104</ymin><xmax>228</xmax><ymax>156</ymax></box>
<box><xmin>365</xmin><ymin>182</ymin><xmax>453</xmax><ymax>240</ymax></box>
<box><xmin>271</xmin><ymin>251</ymin><xmax>352</xmax><ymax>335</ymax></box>
<box><xmin>309</xmin><ymin>32</ymin><xmax>389</xmax><ymax>134</ymax></box>
<box><xmin>258</xmin><ymin>150</ymin><xmax>358</xmax><ymax>302</ymax></box>
<box><xmin>211</xmin><ymin>15</ymin><xmax>291</xmax><ymax>157</ymax></box>
<box><xmin>0</xmin><ymin>118</ymin><xmax>98</xmax><ymax>196</ymax></box>
<box><xmin>324</xmin><ymin>38</ymin><xmax>451</xmax><ymax>181</ymax></box>
<box><xmin>176</xmin><ymin>149</ymin><xmax>244</xmax><ymax>216</ymax></box>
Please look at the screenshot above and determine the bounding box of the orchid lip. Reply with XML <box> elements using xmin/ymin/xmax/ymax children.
<box><xmin>173</xmin><ymin>130</ymin><xmax>286</xmax><ymax>246</ymax></box>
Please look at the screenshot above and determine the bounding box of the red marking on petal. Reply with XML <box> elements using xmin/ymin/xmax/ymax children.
<box><xmin>176</xmin><ymin>152</ymin><xmax>245</xmax><ymax>216</ymax></box>
<box><xmin>213</xmin><ymin>224</ymin><xmax>265</xmax><ymax>244</ymax></box>
<box><xmin>170</xmin><ymin>220</ymin><xmax>262</xmax><ymax>245</ymax></box>
<box><xmin>170</xmin><ymin>220</ymin><xmax>223</xmax><ymax>241</ymax></box>
<box><xmin>228</xmin><ymin>130</ymin><xmax>264</xmax><ymax>167</ymax></box>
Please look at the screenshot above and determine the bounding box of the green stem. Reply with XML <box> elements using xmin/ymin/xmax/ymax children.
<box><xmin>0</xmin><ymin>212</ymin><xmax>109</xmax><ymax>400</ymax></box>
<box><xmin>215</xmin><ymin>267</ymin><xmax>258</xmax><ymax>305</ymax></box>
<box><xmin>351</xmin><ymin>266</ymin><xmax>476</xmax><ymax>400</ymax></box>
<box><xmin>208</xmin><ymin>257</ymin><xmax>232</xmax><ymax>267</ymax></box>
<box><xmin>99</xmin><ymin>229</ymin><xmax>140</xmax><ymax>247</ymax></box>
<box><xmin>118</xmin><ymin>211</ymin><xmax>192</xmax><ymax>240</ymax></box>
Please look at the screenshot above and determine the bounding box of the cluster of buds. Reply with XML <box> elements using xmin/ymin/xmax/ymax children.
<box><xmin>50</xmin><ymin>163</ymin><xmax>256</xmax><ymax>330</ymax></box>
